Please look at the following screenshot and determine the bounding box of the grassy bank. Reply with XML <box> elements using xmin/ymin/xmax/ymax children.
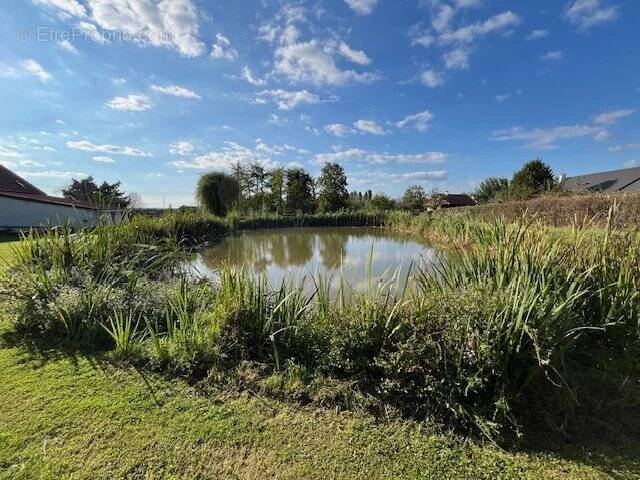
<box><xmin>3</xmin><ymin>337</ymin><xmax>633</xmax><ymax>479</ymax></box>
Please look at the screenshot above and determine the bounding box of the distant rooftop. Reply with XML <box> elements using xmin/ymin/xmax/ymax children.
<box><xmin>562</xmin><ymin>167</ymin><xmax>640</xmax><ymax>193</ymax></box>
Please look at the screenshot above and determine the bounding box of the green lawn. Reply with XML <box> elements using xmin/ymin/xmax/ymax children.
<box><xmin>0</xmin><ymin>339</ymin><xmax>638</xmax><ymax>479</ymax></box>
<box><xmin>0</xmin><ymin>240</ymin><xmax>17</xmax><ymax>264</ymax></box>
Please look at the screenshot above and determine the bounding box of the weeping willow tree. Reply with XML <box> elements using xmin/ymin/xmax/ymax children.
<box><xmin>196</xmin><ymin>172</ymin><xmax>240</xmax><ymax>217</ymax></box>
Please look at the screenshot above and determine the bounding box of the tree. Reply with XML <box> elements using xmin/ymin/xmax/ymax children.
<box><xmin>196</xmin><ymin>172</ymin><xmax>240</xmax><ymax>217</ymax></box>
<box><xmin>400</xmin><ymin>185</ymin><xmax>427</xmax><ymax>210</ymax></box>
<box><xmin>285</xmin><ymin>168</ymin><xmax>315</xmax><ymax>214</ymax></box>
<box><xmin>267</xmin><ymin>167</ymin><xmax>285</xmax><ymax>214</ymax></box>
<box><xmin>511</xmin><ymin>159</ymin><xmax>555</xmax><ymax>197</ymax></box>
<box><xmin>248</xmin><ymin>163</ymin><xmax>268</xmax><ymax>211</ymax></box>
<box><xmin>317</xmin><ymin>162</ymin><xmax>349</xmax><ymax>213</ymax></box>
<box><xmin>63</xmin><ymin>176</ymin><xmax>130</xmax><ymax>209</ymax></box>
<box><xmin>474</xmin><ymin>177</ymin><xmax>509</xmax><ymax>203</ymax></box>
<box><xmin>368</xmin><ymin>193</ymin><xmax>395</xmax><ymax>211</ymax></box>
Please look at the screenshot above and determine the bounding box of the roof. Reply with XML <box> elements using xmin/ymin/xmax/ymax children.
<box><xmin>0</xmin><ymin>164</ymin><xmax>46</xmax><ymax>195</ymax></box>
<box><xmin>440</xmin><ymin>194</ymin><xmax>477</xmax><ymax>207</ymax></box>
<box><xmin>563</xmin><ymin>167</ymin><xmax>640</xmax><ymax>193</ymax></box>
<box><xmin>0</xmin><ymin>165</ymin><xmax>92</xmax><ymax>210</ymax></box>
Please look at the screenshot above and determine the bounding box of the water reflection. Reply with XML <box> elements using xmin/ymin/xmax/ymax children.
<box><xmin>192</xmin><ymin>227</ymin><xmax>440</xmax><ymax>295</ymax></box>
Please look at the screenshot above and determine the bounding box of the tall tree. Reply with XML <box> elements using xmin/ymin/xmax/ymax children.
<box><xmin>400</xmin><ymin>185</ymin><xmax>427</xmax><ymax>210</ymax></box>
<box><xmin>267</xmin><ymin>167</ymin><xmax>286</xmax><ymax>214</ymax></box>
<box><xmin>249</xmin><ymin>163</ymin><xmax>268</xmax><ymax>211</ymax></box>
<box><xmin>285</xmin><ymin>168</ymin><xmax>315</xmax><ymax>214</ymax></box>
<box><xmin>368</xmin><ymin>193</ymin><xmax>395</xmax><ymax>211</ymax></box>
<box><xmin>317</xmin><ymin>162</ymin><xmax>349</xmax><ymax>213</ymax></box>
<box><xmin>196</xmin><ymin>172</ymin><xmax>240</xmax><ymax>217</ymax></box>
<box><xmin>63</xmin><ymin>176</ymin><xmax>130</xmax><ymax>208</ymax></box>
<box><xmin>474</xmin><ymin>177</ymin><xmax>509</xmax><ymax>203</ymax></box>
<box><xmin>511</xmin><ymin>159</ymin><xmax>555</xmax><ymax>197</ymax></box>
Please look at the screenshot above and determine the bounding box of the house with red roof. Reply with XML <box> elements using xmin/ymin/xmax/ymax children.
<box><xmin>0</xmin><ymin>165</ymin><xmax>98</xmax><ymax>231</ymax></box>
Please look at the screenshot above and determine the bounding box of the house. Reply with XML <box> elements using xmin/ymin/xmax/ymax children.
<box><xmin>438</xmin><ymin>193</ymin><xmax>477</xmax><ymax>208</ymax></box>
<box><xmin>561</xmin><ymin>167</ymin><xmax>640</xmax><ymax>193</ymax></box>
<box><xmin>0</xmin><ymin>165</ymin><xmax>98</xmax><ymax>232</ymax></box>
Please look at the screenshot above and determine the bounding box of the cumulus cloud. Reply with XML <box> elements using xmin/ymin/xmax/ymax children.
<box><xmin>565</xmin><ymin>0</ymin><xmax>618</xmax><ymax>29</ymax></box>
<box><xmin>337</xmin><ymin>42</ymin><xmax>372</xmax><ymax>65</ymax></box>
<box><xmin>106</xmin><ymin>94</ymin><xmax>152</xmax><ymax>111</ymax></box>
<box><xmin>315</xmin><ymin>148</ymin><xmax>446</xmax><ymax>165</ymax></box>
<box><xmin>212</xmin><ymin>33</ymin><xmax>238</xmax><ymax>60</ymax></box>
<box><xmin>255</xmin><ymin>89</ymin><xmax>320</xmax><ymax>110</ymax></box>
<box><xmin>67</xmin><ymin>140</ymin><xmax>152</xmax><ymax>156</ymax></box>
<box><xmin>33</xmin><ymin>0</ymin><xmax>87</xmax><ymax>18</ymax></box>
<box><xmin>443</xmin><ymin>47</ymin><xmax>469</xmax><ymax>70</ymax></box>
<box><xmin>260</xmin><ymin>5</ymin><xmax>379</xmax><ymax>86</ymax></box>
<box><xmin>20</xmin><ymin>59</ymin><xmax>51</xmax><ymax>81</ymax></box>
<box><xmin>491</xmin><ymin>125</ymin><xmax>608</xmax><ymax>149</ymax></box>
<box><xmin>354</xmin><ymin>119</ymin><xmax>387</xmax><ymax>135</ymax></box>
<box><xmin>526</xmin><ymin>29</ymin><xmax>549</xmax><ymax>40</ymax></box>
<box><xmin>540</xmin><ymin>50</ymin><xmax>563</xmax><ymax>61</ymax></box>
<box><xmin>324</xmin><ymin>123</ymin><xmax>354</xmax><ymax>137</ymax></box>
<box><xmin>34</xmin><ymin>0</ymin><xmax>205</xmax><ymax>56</ymax></box>
<box><xmin>344</xmin><ymin>0</ymin><xmax>378</xmax><ymax>15</ymax></box>
<box><xmin>593</xmin><ymin>108</ymin><xmax>636</xmax><ymax>125</ymax></box>
<box><xmin>420</xmin><ymin>69</ymin><xmax>444</xmax><ymax>88</ymax></box>
<box><xmin>395</xmin><ymin>110</ymin><xmax>434</xmax><ymax>131</ymax></box>
<box><xmin>58</xmin><ymin>40</ymin><xmax>78</xmax><ymax>54</ymax></box>
<box><xmin>171</xmin><ymin>141</ymin><xmax>279</xmax><ymax>170</ymax></box>
<box><xmin>151</xmin><ymin>84</ymin><xmax>201</xmax><ymax>99</ymax></box>
<box><xmin>169</xmin><ymin>141</ymin><xmax>194</xmax><ymax>156</ymax></box>
<box><xmin>241</xmin><ymin>66</ymin><xmax>266</xmax><ymax>86</ymax></box>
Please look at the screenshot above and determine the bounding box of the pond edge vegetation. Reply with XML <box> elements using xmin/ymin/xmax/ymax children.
<box><xmin>1</xmin><ymin>202</ymin><xmax>639</xmax><ymax>448</ymax></box>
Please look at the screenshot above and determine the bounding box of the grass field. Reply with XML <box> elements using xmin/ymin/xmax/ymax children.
<box><xmin>1</xmin><ymin>337</ymin><xmax>637</xmax><ymax>479</ymax></box>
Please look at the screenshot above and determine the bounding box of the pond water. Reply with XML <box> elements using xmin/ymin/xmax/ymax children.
<box><xmin>191</xmin><ymin>227</ymin><xmax>441</xmax><ymax>295</ymax></box>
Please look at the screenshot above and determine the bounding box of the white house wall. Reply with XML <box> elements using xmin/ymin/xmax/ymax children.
<box><xmin>0</xmin><ymin>197</ymin><xmax>98</xmax><ymax>230</ymax></box>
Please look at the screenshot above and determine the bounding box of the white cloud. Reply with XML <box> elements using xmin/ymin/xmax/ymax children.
<box><xmin>255</xmin><ymin>89</ymin><xmax>320</xmax><ymax>110</ymax></box>
<box><xmin>491</xmin><ymin>125</ymin><xmax>608</xmax><ymax>149</ymax></box>
<box><xmin>67</xmin><ymin>140</ymin><xmax>152</xmax><ymax>157</ymax></box>
<box><xmin>443</xmin><ymin>47</ymin><xmax>469</xmax><ymax>70</ymax></box>
<box><xmin>17</xmin><ymin>170</ymin><xmax>88</xmax><ymax>179</ymax></box>
<box><xmin>315</xmin><ymin>148</ymin><xmax>446</xmax><ymax>165</ymax></box>
<box><xmin>77</xmin><ymin>21</ymin><xmax>109</xmax><ymax>44</ymax></box>
<box><xmin>421</xmin><ymin>69</ymin><xmax>444</xmax><ymax>88</ymax></box>
<box><xmin>344</xmin><ymin>0</ymin><xmax>378</xmax><ymax>15</ymax></box>
<box><xmin>453</xmin><ymin>0</ymin><xmax>482</xmax><ymax>7</ymax></box>
<box><xmin>169</xmin><ymin>141</ymin><xmax>194</xmax><ymax>156</ymax></box>
<box><xmin>540</xmin><ymin>50</ymin><xmax>563</xmax><ymax>61</ymax></box>
<box><xmin>212</xmin><ymin>33</ymin><xmax>238</xmax><ymax>60</ymax></box>
<box><xmin>623</xmin><ymin>160</ymin><xmax>638</xmax><ymax>168</ymax></box>
<box><xmin>438</xmin><ymin>11</ymin><xmax>521</xmax><ymax>44</ymax></box>
<box><xmin>565</xmin><ymin>0</ymin><xmax>618</xmax><ymax>29</ymax></box>
<box><xmin>92</xmin><ymin>156</ymin><xmax>115</xmax><ymax>163</ymax></box>
<box><xmin>33</xmin><ymin>0</ymin><xmax>87</xmax><ymax>18</ymax></box>
<box><xmin>593</xmin><ymin>108</ymin><xmax>636</xmax><ymax>125</ymax></box>
<box><xmin>58</xmin><ymin>40</ymin><xmax>78</xmax><ymax>54</ymax></box>
<box><xmin>171</xmin><ymin>141</ymin><xmax>278</xmax><ymax>170</ymax></box>
<box><xmin>324</xmin><ymin>123</ymin><xmax>354</xmax><ymax>137</ymax></box>
<box><xmin>526</xmin><ymin>29</ymin><xmax>549</xmax><ymax>40</ymax></box>
<box><xmin>395</xmin><ymin>110</ymin><xmax>434</xmax><ymax>131</ymax></box>
<box><xmin>151</xmin><ymin>84</ymin><xmax>201</xmax><ymax>99</ymax></box>
<box><xmin>106</xmin><ymin>94</ymin><xmax>152</xmax><ymax>111</ymax></box>
<box><xmin>495</xmin><ymin>94</ymin><xmax>511</xmax><ymax>102</ymax></box>
<box><xmin>274</xmin><ymin>40</ymin><xmax>379</xmax><ymax>86</ymax></box>
<box><xmin>608</xmin><ymin>143</ymin><xmax>640</xmax><ymax>153</ymax></box>
<box><xmin>354</xmin><ymin>119</ymin><xmax>387</xmax><ymax>135</ymax></box>
<box><xmin>20</xmin><ymin>60</ymin><xmax>51</xmax><ymax>82</ymax></box>
<box><xmin>241</xmin><ymin>66</ymin><xmax>266</xmax><ymax>86</ymax></box>
<box><xmin>337</xmin><ymin>42</ymin><xmax>372</xmax><ymax>65</ymax></box>
<box><xmin>36</xmin><ymin>0</ymin><xmax>205</xmax><ymax>56</ymax></box>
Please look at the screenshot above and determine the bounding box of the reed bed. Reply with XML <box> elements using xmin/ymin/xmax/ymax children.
<box><xmin>1</xmin><ymin>206</ymin><xmax>639</xmax><ymax>443</ymax></box>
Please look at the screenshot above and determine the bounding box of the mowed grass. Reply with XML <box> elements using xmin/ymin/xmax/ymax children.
<box><xmin>0</xmin><ymin>241</ymin><xmax>16</xmax><ymax>264</ymax></box>
<box><xmin>0</xmin><ymin>340</ymin><xmax>635</xmax><ymax>480</ymax></box>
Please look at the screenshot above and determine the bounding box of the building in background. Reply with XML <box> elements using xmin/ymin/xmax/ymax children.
<box><xmin>0</xmin><ymin>165</ymin><xmax>97</xmax><ymax>231</ymax></box>
<box><xmin>561</xmin><ymin>167</ymin><xmax>640</xmax><ymax>193</ymax></box>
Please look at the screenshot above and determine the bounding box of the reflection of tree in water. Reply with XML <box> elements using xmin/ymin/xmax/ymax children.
<box><xmin>318</xmin><ymin>230</ymin><xmax>349</xmax><ymax>269</ymax></box>
<box><xmin>268</xmin><ymin>233</ymin><xmax>287</xmax><ymax>268</ymax></box>
<box><xmin>284</xmin><ymin>232</ymin><xmax>314</xmax><ymax>266</ymax></box>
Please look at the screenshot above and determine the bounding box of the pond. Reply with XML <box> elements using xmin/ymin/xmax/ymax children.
<box><xmin>191</xmin><ymin>227</ymin><xmax>441</xmax><ymax>296</ymax></box>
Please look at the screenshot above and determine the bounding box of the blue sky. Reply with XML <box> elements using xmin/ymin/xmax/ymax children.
<box><xmin>0</xmin><ymin>0</ymin><xmax>638</xmax><ymax>207</ymax></box>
